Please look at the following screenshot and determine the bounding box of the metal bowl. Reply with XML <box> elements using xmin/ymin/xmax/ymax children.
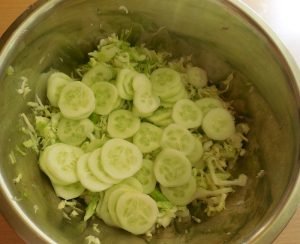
<box><xmin>0</xmin><ymin>0</ymin><xmax>299</xmax><ymax>243</ymax></box>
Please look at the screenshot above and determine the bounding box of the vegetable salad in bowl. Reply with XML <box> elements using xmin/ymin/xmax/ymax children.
<box><xmin>20</xmin><ymin>33</ymin><xmax>249</xmax><ymax>238</ymax></box>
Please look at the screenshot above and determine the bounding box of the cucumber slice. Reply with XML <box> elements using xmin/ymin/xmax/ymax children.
<box><xmin>145</xmin><ymin>107</ymin><xmax>173</xmax><ymax>127</ymax></box>
<box><xmin>115</xmin><ymin>191</ymin><xmax>158</xmax><ymax>235</ymax></box>
<box><xmin>57</xmin><ymin>118</ymin><xmax>94</xmax><ymax>146</ymax></box>
<box><xmin>187</xmin><ymin>137</ymin><xmax>204</xmax><ymax>165</ymax></box>
<box><xmin>150</xmin><ymin>68</ymin><xmax>182</xmax><ymax>98</ymax></box>
<box><xmin>101</xmin><ymin>139</ymin><xmax>143</xmax><ymax>180</ymax></box>
<box><xmin>107</xmin><ymin>109</ymin><xmax>140</xmax><ymax>139</ymax></box>
<box><xmin>96</xmin><ymin>187</ymin><xmax>118</xmax><ymax>227</ymax></box>
<box><xmin>133</xmin><ymin>90</ymin><xmax>160</xmax><ymax>115</ymax></box>
<box><xmin>120</xmin><ymin>177</ymin><xmax>143</xmax><ymax>192</ymax></box>
<box><xmin>160</xmin><ymin>176</ymin><xmax>197</xmax><ymax>206</ymax></box>
<box><xmin>132</xmin><ymin>73</ymin><xmax>152</xmax><ymax>92</ymax></box>
<box><xmin>116</xmin><ymin>68</ymin><xmax>137</xmax><ymax>100</ymax></box>
<box><xmin>43</xmin><ymin>143</ymin><xmax>83</xmax><ymax>185</ymax></box>
<box><xmin>58</xmin><ymin>81</ymin><xmax>96</xmax><ymax>120</ymax></box>
<box><xmin>107</xmin><ymin>186</ymin><xmax>134</xmax><ymax>226</ymax></box>
<box><xmin>39</xmin><ymin>149</ymin><xmax>70</xmax><ymax>186</ymax></box>
<box><xmin>161</xmin><ymin>124</ymin><xmax>195</xmax><ymax>155</ymax></box>
<box><xmin>82</xmin><ymin>63</ymin><xmax>115</xmax><ymax>87</ymax></box>
<box><xmin>47</xmin><ymin>72</ymin><xmax>73</xmax><ymax>107</ymax></box>
<box><xmin>132</xmin><ymin>106</ymin><xmax>153</xmax><ymax>118</ymax></box>
<box><xmin>91</xmin><ymin>82</ymin><xmax>119</xmax><ymax>115</ymax></box>
<box><xmin>77</xmin><ymin>153</ymin><xmax>112</xmax><ymax>192</ymax></box>
<box><xmin>195</xmin><ymin>97</ymin><xmax>223</xmax><ymax>115</ymax></box>
<box><xmin>52</xmin><ymin>182</ymin><xmax>85</xmax><ymax>200</ymax></box>
<box><xmin>154</xmin><ymin>148</ymin><xmax>192</xmax><ymax>187</ymax></box>
<box><xmin>202</xmin><ymin>108</ymin><xmax>235</xmax><ymax>140</ymax></box>
<box><xmin>134</xmin><ymin>159</ymin><xmax>156</xmax><ymax>194</ymax></box>
<box><xmin>172</xmin><ymin>99</ymin><xmax>203</xmax><ymax>129</ymax></box>
<box><xmin>186</xmin><ymin>66</ymin><xmax>208</xmax><ymax>88</ymax></box>
<box><xmin>133</xmin><ymin>122</ymin><xmax>163</xmax><ymax>153</ymax></box>
<box><xmin>88</xmin><ymin>148</ymin><xmax>121</xmax><ymax>184</ymax></box>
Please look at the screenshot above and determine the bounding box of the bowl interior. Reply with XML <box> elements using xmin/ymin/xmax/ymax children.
<box><xmin>0</xmin><ymin>0</ymin><xmax>299</xmax><ymax>243</ymax></box>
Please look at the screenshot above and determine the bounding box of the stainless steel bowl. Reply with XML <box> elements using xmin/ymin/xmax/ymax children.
<box><xmin>0</xmin><ymin>0</ymin><xmax>299</xmax><ymax>243</ymax></box>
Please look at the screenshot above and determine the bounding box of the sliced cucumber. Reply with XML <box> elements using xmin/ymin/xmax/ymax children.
<box><xmin>97</xmin><ymin>43</ymin><xmax>119</xmax><ymax>62</ymax></box>
<box><xmin>116</xmin><ymin>68</ymin><xmax>137</xmax><ymax>100</ymax></box>
<box><xmin>57</xmin><ymin>118</ymin><xmax>94</xmax><ymax>146</ymax></box>
<box><xmin>160</xmin><ymin>177</ymin><xmax>197</xmax><ymax>206</ymax></box>
<box><xmin>172</xmin><ymin>99</ymin><xmax>203</xmax><ymax>129</ymax></box>
<box><xmin>202</xmin><ymin>108</ymin><xmax>235</xmax><ymax>140</ymax></box>
<box><xmin>133</xmin><ymin>90</ymin><xmax>160</xmax><ymax>115</ymax></box>
<box><xmin>39</xmin><ymin>149</ymin><xmax>70</xmax><ymax>186</ymax></box>
<box><xmin>96</xmin><ymin>187</ymin><xmax>118</xmax><ymax>227</ymax></box>
<box><xmin>161</xmin><ymin>124</ymin><xmax>195</xmax><ymax>155</ymax></box>
<box><xmin>187</xmin><ymin>137</ymin><xmax>204</xmax><ymax>165</ymax></box>
<box><xmin>145</xmin><ymin>107</ymin><xmax>173</xmax><ymax>127</ymax></box>
<box><xmin>58</xmin><ymin>81</ymin><xmax>96</xmax><ymax>120</ymax></box>
<box><xmin>115</xmin><ymin>191</ymin><xmax>158</xmax><ymax>235</ymax></box>
<box><xmin>150</xmin><ymin>68</ymin><xmax>182</xmax><ymax>98</ymax></box>
<box><xmin>91</xmin><ymin>82</ymin><xmax>119</xmax><ymax>115</ymax></box>
<box><xmin>154</xmin><ymin>148</ymin><xmax>192</xmax><ymax>187</ymax></box>
<box><xmin>42</xmin><ymin>143</ymin><xmax>83</xmax><ymax>185</ymax></box>
<box><xmin>133</xmin><ymin>122</ymin><xmax>163</xmax><ymax>153</ymax></box>
<box><xmin>52</xmin><ymin>182</ymin><xmax>85</xmax><ymax>200</ymax></box>
<box><xmin>101</xmin><ymin>139</ymin><xmax>143</xmax><ymax>180</ymax></box>
<box><xmin>82</xmin><ymin>63</ymin><xmax>115</xmax><ymax>87</ymax></box>
<box><xmin>120</xmin><ymin>177</ymin><xmax>143</xmax><ymax>192</ymax></box>
<box><xmin>47</xmin><ymin>72</ymin><xmax>73</xmax><ymax>107</ymax></box>
<box><xmin>107</xmin><ymin>185</ymin><xmax>134</xmax><ymax>226</ymax></box>
<box><xmin>132</xmin><ymin>73</ymin><xmax>152</xmax><ymax>92</ymax></box>
<box><xmin>107</xmin><ymin>109</ymin><xmax>140</xmax><ymax>139</ymax></box>
<box><xmin>134</xmin><ymin>159</ymin><xmax>156</xmax><ymax>194</ymax></box>
<box><xmin>195</xmin><ymin>97</ymin><xmax>223</xmax><ymax>115</ymax></box>
<box><xmin>88</xmin><ymin>148</ymin><xmax>121</xmax><ymax>184</ymax></box>
<box><xmin>77</xmin><ymin>153</ymin><xmax>112</xmax><ymax>192</ymax></box>
<box><xmin>186</xmin><ymin>66</ymin><xmax>208</xmax><ymax>88</ymax></box>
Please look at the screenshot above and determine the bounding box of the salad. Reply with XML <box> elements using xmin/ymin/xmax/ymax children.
<box><xmin>20</xmin><ymin>33</ymin><xmax>249</xmax><ymax>238</ymax></box>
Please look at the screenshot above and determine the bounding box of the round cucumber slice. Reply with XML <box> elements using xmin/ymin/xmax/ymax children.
<box><xmin>161</xmin><ymin>124</ymin><xmax>195</xmax><ymax>155</ymax></box>
<box><xmin>47</xmin><ymin>72</ymin><xmax>73</xmax><ymax>107</ymax></box>
<box><xmin>132</xmin><ymin>73</ymin><xmax>152</xmax><ymax>92</ymax></box>
<box><xmin>88</xmin><ymin>148</ymin><xmax>121</xmax><ymax>184</ymax></box>
<box><xmin>116</xmin><ymin>191</ymin><xmax>158</xmax><ymax>235</ymax></box>
<box><xmin>57</xmin><ymin>118</ymin><xmax>94</xmax><ymax>146</ymax></box>
<box><xmin>58</xmin><ymin>81</ymin><xmax>96</xmax><ymax>120</ymax></box>
<box><xmin>107</xmin><ymin>185</ymin><xmax>138</xmax><ymax>227</ymax></box>
<box><xmin>91</xmin><ymin>82</ymin><xmax>119</xmax><ymax>115</ymax></box>
<box><xmin>120</xmin><ymin>177</ymin><xmax>143</xmax><ymax>192</ymax></box>
<box><xmin>116</xmin><ymin>68</ymin><xmax>137</xmax><ymax>100</ymax></box>
<box><xmin>101</xmin><ymin>139</ymin><xmax>143</xmax><ymax>180</ymax></box>
<box><xmin>107</xmin><ymin>109</ymin><xmax>140</xmax><ymax>139</ymax></box>
<box><xmin>202</xmin><ymin>108</ymin><xmax>235</xmax><ymax>140</ymax></box>
<box><xmin>77</xmin><ymin>153</ymin><xmax>112</xmax><ymax>192</ymax></box>
<box><xmin>43</xmin><ymin>143</ymin><xmax>83</xmax><ymax>185</ymax></box>
<box><xmin>154</xmin><ymin>148</ymin><xmax>192</xmax><ymax>187</ymax></box>
<box><xmin>39</xmin><ymin>149</ymin><xmax>70</xmax><ymax>186</ymax></box>
<box><xmin>133</xmin><ymin>122</ymin><xmax>163</xmax><ymax>153</ymax></box>
<box><xmin>186</xmin><ymin>66</ymin><xmax>208</xmax><ymax>88</ymax></box>
<box><xmin>150</xmin><ymin>68</ymin><xmax>182</xmax><ymax>97</ymax></box>
<box><xmin>134</xmin><ymin>159</ymin><xmax>156</xmax><ymax>194</ymax></box>
<box><xmin>195</xmin><ymin>97</ymin><xmax>223</xmax><ymax>115</ymax></box>
<box><xmin>97</xmin><ymin>43</ymin><xmax>119</xmax><ymax>62</ymax></box>
<box><xmin>187</xmin><ymin>137</ymin><xmax>204</xmax><ymax>165</ymax></box>
<box><xmin>52</xmin><ymin>182</ymin><xmax>85</xmax><ymax>200</ymax></box>
<box><xmin>133</xmin><ymin>90</ymin><xmax>160</xmax><ymax>115</ymax></box>
<box><xmin>146</xmin><ymin>107</ymin><xmax>173</xmax><ymax>127</ymax></box>
<box><xmin>96</xmin><ymin>187</ymin><xmax>118</xmax><ymax>227</ymax></box>
<box><xmin>160</xmin><ymin>177</ymin><xmax>197</xmax><ymax>206</ymax></box>
<box><xmin>172</xmin><ymin>99</ymin><xmax>203</xmax><ymax>129</ymax></box>
<box><xmin>82</xmin><ymin>63</ymin><xmax>115</xmax><ymax>87</ymax></box>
